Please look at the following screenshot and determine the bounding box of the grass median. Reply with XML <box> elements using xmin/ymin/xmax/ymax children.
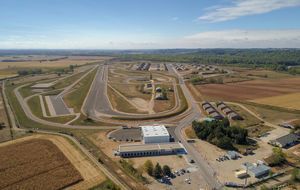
<box><xmin>64</xmin><ymin>68</ymin><xmax>97</xmax><ymax>113</ymax></box>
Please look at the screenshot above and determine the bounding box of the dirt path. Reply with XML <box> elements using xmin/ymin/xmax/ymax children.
<box><xmin>0</xmin><ymin>134</ymin><xmax>105</xmax><ymax>190</ymax></box>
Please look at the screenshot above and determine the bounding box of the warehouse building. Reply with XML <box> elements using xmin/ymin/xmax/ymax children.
<box><xmin>216</xmin><ymin>102</ymin><xmax>243</xmax><ymax>120</ymax></box>
<box><xmin>201</xmin><ymin>101</ymin><xmax>223</xmax><ymax>120</ymax></box>
<box><xmin>117</xmin><ymin>142</ymin><xmax>186</xmax><ymax>158</ymax></box>
<box><xmin>269</xmin><ymin>133</ymin><xmax>299</xmax><ymax>148</ymax></box>
<box><xmin>241</xmin><ymin>162</ymin><xmax>270</xmax><ymax>178</ymax></box>
<box><xmin>141</xmin><ymin>125</ymin><xmax>170</xmax><ymax>144</ymax></box>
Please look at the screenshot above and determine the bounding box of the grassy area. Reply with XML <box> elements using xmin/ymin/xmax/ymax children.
<box><xmin>64</xmin><ymin>68</ymin><xmax>97</xmax><ymax>113</ymax></box>
<box><xmin>246</xmin><ymin>124</ymin><xmax>274</xmax><ymax>138</ymax></box>
<box><xmin>70</xmin><ymin>114</ymin><xmax>117</xmax><ymax>126</ymax></box>
<box><xmin>89</xmin><ymin>179</ymin><xmax>120</xmax><ymax>190</ymax></box>
<box><xmin>52</xmin><ymin>71</ymin><xmax>88</xmax><ymax>89</ymax></box>
<box><xmin>112</xmin><ymin>84</ymin><xmax>188</xmax><ymax>120</ymax></box>
<box><xmin>241</xmin><ymin>102</ymin><xmax>300</xmax><ymax>124</ymax></box>
<box><xmin>119</xmin><ymin>159</ymin><xmax>147</xmax><ymax>184</ymax></box>
<box><xmin>251</xmin><ymin>92</ymin><xmax>300</xmax><ymax>111</ymax></box>
<box><xmin>109</xmin><ymin>83</ymin><xmax>151</xmax><ymax>101</ymax></box>
<box><xmin>153</xmin><ymin>84</ymin><xmax>176</xmax><ymax>113</ymax></box>
<box><xmin>42</xmin><ymin>95</ymin><xmax>51</xmax><ymax>116</ymax></box>
<box><xmin>19</xmin><ymin>83</ymin><xmax>36</xmax><ymax>98</ymax></box>
<box><xmin>27</xmin><ymin>96</ymin><xmax>75</xmax><ymax>124</ymax></box>
<box><xmin>184</xmin><ymin>126</ymin><xmax>197</xmax><ymax>139</ymax></box>
<box><xmin>229</xmin><ymin>104</ymin><xmax>262</xmax><ymax>128</ymax></box>
<box><xmin>107</xmin><ymin>86</ymin><xmax>145</xmax><ymax>114</ymax></box>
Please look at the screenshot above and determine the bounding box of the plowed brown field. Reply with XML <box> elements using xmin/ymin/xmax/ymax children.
<box><xmin>196</xmin><ymin>78</ymin><xmax>300</xmax><ymax>101</ymax></box>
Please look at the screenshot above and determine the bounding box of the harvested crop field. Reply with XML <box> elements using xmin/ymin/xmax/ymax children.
<box><xmin>0</xmin><ymin>134</ymin><xmax>105</xmax><ymax>190</ymax></box>
<box><xmin>0</xmin><ymin>56</ymin><xmax>111</xmax><ymax>69</ymax></box>
<box><xmin>251</xmin><ymin>92</ymin><xmax>300</xmax><ymax>110</ymax></box>
<box><xmin>0</xmin><ymin>139</ymin><xmax>82</xmax><ymax>190</ymax></box>
<box><xmin>196</xmin><ymin>77</ymin><xmax>300</xmax><ymax>101</ymax></box>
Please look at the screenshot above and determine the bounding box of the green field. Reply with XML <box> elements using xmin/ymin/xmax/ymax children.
<box><xmin>53</xmin><ymin>70</ymin><xmax>89</xmax><ymax>89</ymax></box>
<box><xmin>64</xmin><ymin>68</ymin><xmax>97</xmax><ymax>113</ymax></box>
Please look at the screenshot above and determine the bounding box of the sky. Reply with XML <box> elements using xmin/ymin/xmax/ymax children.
<box><xmin>1</xmin><ymin>0</ymin><xmax>300</xmax><ymax>49</ymax></box>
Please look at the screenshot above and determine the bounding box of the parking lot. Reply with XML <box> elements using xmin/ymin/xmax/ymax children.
<box><xmin>191</xmin><ymin>138</ymin><xmax>273</xmax><ymax>185</ymax></box>
<box><xmin>131</xmin><ymin>155</ymin><xmax>208</xmax><ymax>190</ymax></box>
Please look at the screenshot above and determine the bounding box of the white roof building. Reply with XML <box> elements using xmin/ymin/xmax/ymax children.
<box><xmin>31</xmin><ymin>82</ymin><xmax>55</xmax><ymax>89</ymax></box>
<box><xmin>141</xmin><ymin>125</ymin><xmax>170</xmax><ymax>144</ymax></box>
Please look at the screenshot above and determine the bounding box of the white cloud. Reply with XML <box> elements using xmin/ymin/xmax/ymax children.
<box><xmin>198</xmin><ymin>0</ymin><xmax>300</xmax><ymax>22</ymax></box>
<box><xmin>172</xmin><ymin>17</ymin><xmax>179</xmax><ymax>21</ymax></box>
<box><xmin>1</xmin><ymin>29</ymin><xmax>300</xmax><ymax>49</ymax></box>
<box><xmin>182</xmin><ymin>29</ymin><xmax>300</xmax><ymax>48</ymax></box>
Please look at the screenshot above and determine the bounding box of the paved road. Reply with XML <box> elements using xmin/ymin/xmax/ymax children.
<box><xmin>49</xmin><ymin>95</ymin><xmax>71</xmax><ymax>115</ymax></box>
<box><xmin>13</xmin><ymin>81</ymin><xmax>120</xmax><ymax>130</ymax></box>
<box><xmin>47</xmin><ymin>65</ymin><xmax>97</xmax><ymax>116</ymax></box>
<box><xmin>82</xmin><ymin>63</ymin><xmax>185</xmax><ymax>121</ymax></box>
<box><xmin>170</xmin><ymin>64</ymin><xmax>223</xmax><ymax>189</ymax></box>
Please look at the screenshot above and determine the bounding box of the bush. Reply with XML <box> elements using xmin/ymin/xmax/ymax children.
<box><xmin>120</xmin><ymin>159</ymin><xmax>146</xmax><ymax>182</ymax></box>
<box><xmin>267</xmin><ymin>147</ymin><xmax>286</xmax><ymax>166</ymax></box>
<box><xmin>191</xmin><ymin>76</ymin><xmax>204</xmax><ymax>85</ymax></box>
<box><xmin>162</xmin><ymin>165</ymin><xmax>172</xmax><ymax>176</ymax></box>
<box><xmin>153</xmin><ymin>163</ymin><xmax>163</xmax><ymax>179</ymax></box>
<box><xmin>144</xmin><ymin>160</ymin><xmax>154</xmax><ymax>176</ymax></box>
<box><xmin>291</xmin><ymin>168</ymin><xmax>300</xmax><ymax>182</ymax></box>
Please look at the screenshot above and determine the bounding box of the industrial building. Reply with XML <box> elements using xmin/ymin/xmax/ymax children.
<box><xmin>269</xmin><ymin>133</ymin><xmax>299</xmax><ymax>148</ymax></box>
<box><xmin>117</xmin><ymin>142</ymin><xmax>186</xmax><ymax>158</ymax></box>
<box><xmin>216</xmin><ymin>102</ymin><xmax>243</xmax><ymax>120</ymax></box>
<box><xmin>201</xmin><ymin>101</ymin><xmax>223</xmax><ymax>120</ymax></box>
<box><xmin>241</xmin><ymin>162</ymin><xmax>270</xmax><ymax>178</ymax></box>
<box><xmin>141</xmin><ymin>125</ymin><xmax>170</xmax><ymax>144</ymax></box>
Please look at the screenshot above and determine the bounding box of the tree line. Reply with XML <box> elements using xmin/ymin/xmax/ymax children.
<box><xmin>192</xmin><ymin>118</ymin><xmax>248</xmax><ymax>150</ymax></box>
<box><xmin>120</xmin><ymin>49</ymin><xmax>300</xmax><ymax>74</ymax></box>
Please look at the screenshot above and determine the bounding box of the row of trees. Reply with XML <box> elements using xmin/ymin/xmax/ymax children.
<box><xmin>55</xmin><ymin>64</ymin><xmax>77</xmax><ymax>76</ymax></box>
<box><xmin>121</xmin><ymin>49</ymin><xmax>300</xmax><ymax>74</ymax></box>
<box><xmin>192</xmin><ymin>118</ymin><xmax>248</xmax><ymax>150</ymax></box>
<box><xmin>144</xmin><ymin>160</ymin><xmax>172</xmax><ymax>179</ymax></box>
<box><xmin>17</xmin><ymin>68</ymin><xmax>42</xmax><ymax>76</ymax></box>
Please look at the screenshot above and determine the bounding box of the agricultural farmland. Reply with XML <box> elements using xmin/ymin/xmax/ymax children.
<box><xmin>0</xmin><ymin>134</ymin><xmax>106</xmax><ymax>190</ymax></box>
<box><xmin>0</xmin><ymin>55</ymin><xmax>111</xmax><ymax>69</ymax></box>
<box><xmin>251</xmin><ymin>92</ymin><xmax>300</xmax><ymax>110</ymax></box>
<box><xmin>196</xmin><ymin>77</ymin><xmax>300</xmax><ymax>101</ymax></box>
<box><xmin>0</xmin><ymin>138</ymin><xmax>82</xmax><ymax>190</ymax></box>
